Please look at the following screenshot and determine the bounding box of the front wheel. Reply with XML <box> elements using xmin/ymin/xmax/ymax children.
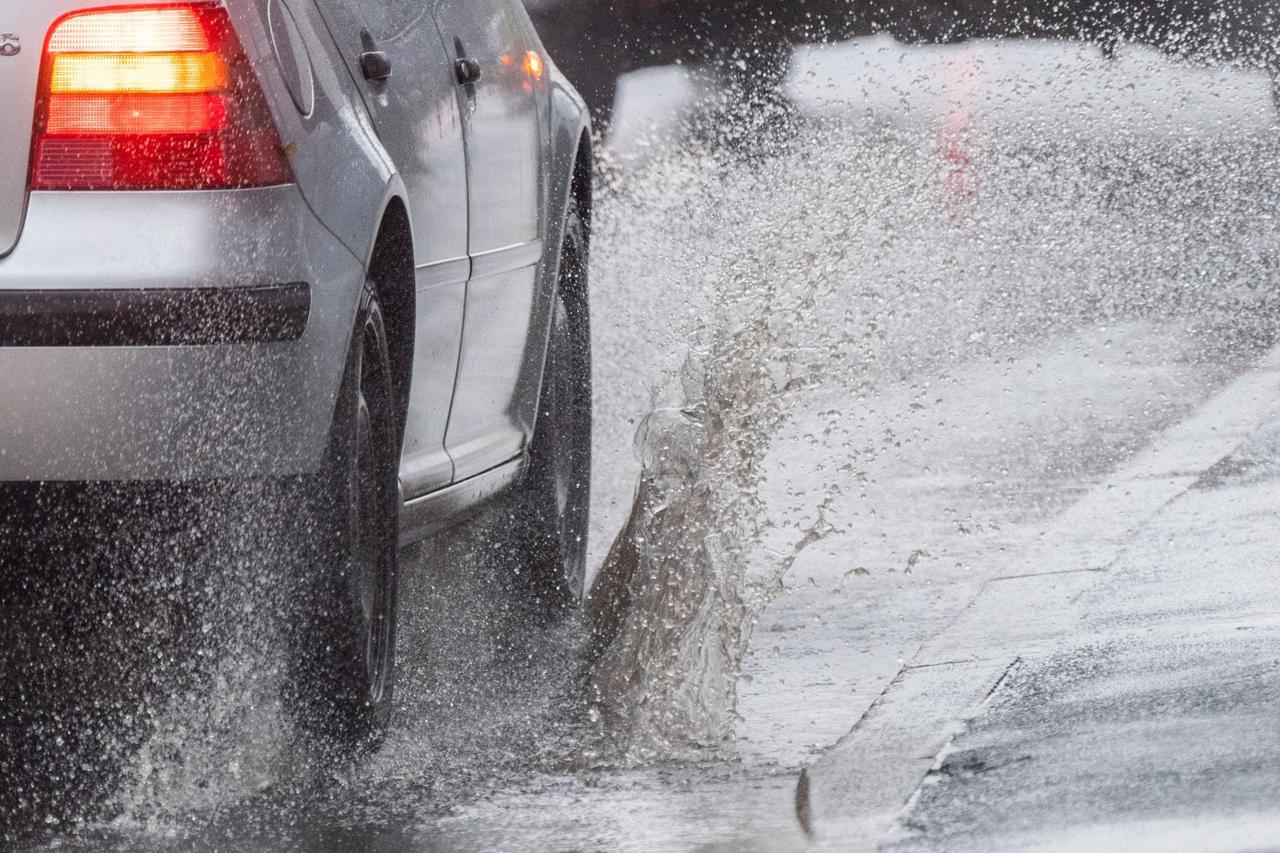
<box><xmin>507</xmin><ymin>197</ymin><xmax>593</xmax><ymax>616</ymax></box>
<box><xmin>285</xmin><ymin>285</ymin><xmax>400</xmax><ymax>753</ymax></box>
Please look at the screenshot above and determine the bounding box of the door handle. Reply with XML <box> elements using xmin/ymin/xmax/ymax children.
<box><xmin>454</xmin><ymin>57</ymin><xmax>482</xmax><ymax>86</ymax></box>
<box><xmin>360</xmin><ymin>50</ymin><xmax>392</xmax><ymax>82</ymax></box>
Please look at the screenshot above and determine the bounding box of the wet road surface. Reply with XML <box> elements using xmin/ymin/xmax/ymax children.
<box><xmin>9</xmin><ymin>34</ymin><xmax>1280</xmax><ymax>852</ymax></box>
<box><xmin>880</xmin><ymin>410</ymin><xmax>1280</xmax><ymax>851</ymax></box>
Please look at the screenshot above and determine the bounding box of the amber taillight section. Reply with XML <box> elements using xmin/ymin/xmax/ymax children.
<box><xmin>31</xmin><ymin>5</ymin><xmax>293</xmax><ymax>190</ymax></box>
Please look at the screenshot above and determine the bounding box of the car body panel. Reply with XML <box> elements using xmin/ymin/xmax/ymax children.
<box><xmin>236</xmin><ymin>0</ymin><xmax>396</xmax><ymax>268</ymax></box>
<box><xmin>435</xmin><ymin>0</ymin><xmax>548</xmax><ymax>482</ymax></box>
<box><xmin>307</xmin><ymin>0</ymin><xmax>473</xmax><ymax>497</ymax></box>
<box><xmin>0</xmin><ymin>187</ymin><xmax>357</xmax><ymax>480</ymax></box>
<box><xmin>0</xmin><ymin>0</ymin><xmax>593</xmax><ymax>534</ymax></box>
<box><xmin>0</xmin><ymin>0</ymin><xmax>391</xmax><ymax>482</ymax></box>
<box><xmin>0</xmin><ymin>6</ymin><xmax>61</xmax><ymax>258</ymax></box>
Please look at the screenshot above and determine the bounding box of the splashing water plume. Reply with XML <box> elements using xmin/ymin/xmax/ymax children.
<box><xmin>582</xmin><ymin>44</ymin><xmax>1280</xmax><ymax>756</ymax></box>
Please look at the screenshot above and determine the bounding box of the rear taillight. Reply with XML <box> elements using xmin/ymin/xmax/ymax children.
<box><xmin>31</xmin><ymin>4</ymin><xmax>293</xmax><ymax>191</ymax></box>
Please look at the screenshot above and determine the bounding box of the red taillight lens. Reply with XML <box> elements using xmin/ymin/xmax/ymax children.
<box><xmin>31</xmin><ymin>5</ymin><xmax>293</xmax><ymax>191</ymax></box>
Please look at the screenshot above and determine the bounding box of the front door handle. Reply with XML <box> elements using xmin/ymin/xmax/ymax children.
<box><xmin>454</xmin><ymin>57</ymin><xmax>482</xmax><ymax>86</ymax></box>
<box><xmin>360</xmin><ymin>50</ymin><xmax>392</xmax><ymax>82</ymax></box>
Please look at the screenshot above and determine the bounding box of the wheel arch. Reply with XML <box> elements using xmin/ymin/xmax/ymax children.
<box><xmin>515</xmin><ymin>83</ymin><xmax>592</xmax><ymax>448</ymax></box>
<box><xmin>545</xmin><ymin>72</ymin><xmax>593</xmax><ymax>288</ymax></box>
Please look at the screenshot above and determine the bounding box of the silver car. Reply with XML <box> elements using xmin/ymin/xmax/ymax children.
<box><xmin>0</xmin><ymin>0</ymin><xmax>593</xmax><ymax>748</ymax></box>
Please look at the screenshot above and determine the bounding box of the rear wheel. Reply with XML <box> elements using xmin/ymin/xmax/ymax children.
<box><xmin>508</xmin><ymin>198</ymin><xmax>592</xmax><ymax>616</ymax></box>
<box><xmin>285</xmin><ymin>285</ymin><xmax>400</xmax><ymax>752</ymax></box>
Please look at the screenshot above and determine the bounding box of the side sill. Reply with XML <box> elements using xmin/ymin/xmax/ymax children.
<box><xmin>398</xmin><ymin>455</ymin><xmax>525</xmax><ymax>546</ymax></box>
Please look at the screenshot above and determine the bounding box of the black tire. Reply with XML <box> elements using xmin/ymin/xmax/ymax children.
<box><xmin>509</xmin><ymin>197</ymin><xmax>593</xmax><ymax>615</ymax></box>
<box><xmin>285</xmin><ymin>284</ymin><xmax>400</xmax><ymax>753</ymax></box>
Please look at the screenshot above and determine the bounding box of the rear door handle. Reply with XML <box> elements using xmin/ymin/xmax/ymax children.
<box><xmin>360</xmin><ymin>50</ymin><xmax>392</xmax><ymax>82</ymax></box>
<box><xmin>454</xmin><ymin>57</ymin><xmax>482</xmax><ymax>86</ymax></box>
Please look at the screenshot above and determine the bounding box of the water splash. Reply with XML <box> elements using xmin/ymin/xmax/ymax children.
<box><xmin>585</xmin><ymin>135</ymin><xmax>860</xmax><ymax>755</ymax></box>
<box><xmin>582</xmin><ymin>51</ymin><xmax>1280</xmax><ymax>756</ymax></box>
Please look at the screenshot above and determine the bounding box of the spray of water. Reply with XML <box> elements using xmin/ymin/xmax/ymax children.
<box><xmin>582</xmin><ymin>48</ymin><xmax>1280</xmax><ymax>757</ymax></box>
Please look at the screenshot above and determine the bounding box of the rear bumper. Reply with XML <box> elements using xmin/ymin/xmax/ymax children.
<box><xmin>0</xmin><ymin>186</ymin><xmax>363</xmax><ymax>482</ymax></box>
<box><xmin>0</xmin><ymin>283</ymin><xmax>311</xmax><ymax>347</ymax></box>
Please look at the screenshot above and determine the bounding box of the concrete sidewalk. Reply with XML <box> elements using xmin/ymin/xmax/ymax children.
<box><xmin>799</xmin><ymin>345</ymin><xmax>1280</xmax><ymax>850</ymax></box>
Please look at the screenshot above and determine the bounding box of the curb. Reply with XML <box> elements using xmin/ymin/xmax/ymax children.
<box><xmin>795</xmin><ymin>342</ymin><xmax>1280</xmax><ymax>846</ymax></box>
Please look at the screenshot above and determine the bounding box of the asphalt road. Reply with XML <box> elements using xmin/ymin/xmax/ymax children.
<box><xmin>803</xmin><ymin>348</ymin><xmax>1280</xmax><ymax>849</ymax></box>
<box><xmin>7</xmin><ymin>33</ymin><xmax>1280</xmax><ymax>852</ymax></box>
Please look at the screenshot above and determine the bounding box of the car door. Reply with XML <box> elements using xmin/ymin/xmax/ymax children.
<box><xmin>307</xmin><ymin>0</ymin><xmax>470</xmax><ymax>497</ymax></box>
<box><xmin>433</xmin><ymin>0</ymin><xmax>546</xmax><ymax>481</ymax></box>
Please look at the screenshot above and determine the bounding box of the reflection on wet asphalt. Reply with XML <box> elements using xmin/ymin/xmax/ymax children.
<box><xmin>8</xmin><ymin>34</ymin><xmax>1280</xmax><ymax>851</ymax></box>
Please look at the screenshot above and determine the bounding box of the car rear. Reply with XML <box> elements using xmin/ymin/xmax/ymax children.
<box><xmin>0</xmin><ymin>1</ymin><xmax>361</xmax><ymax>482</ymax></box>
